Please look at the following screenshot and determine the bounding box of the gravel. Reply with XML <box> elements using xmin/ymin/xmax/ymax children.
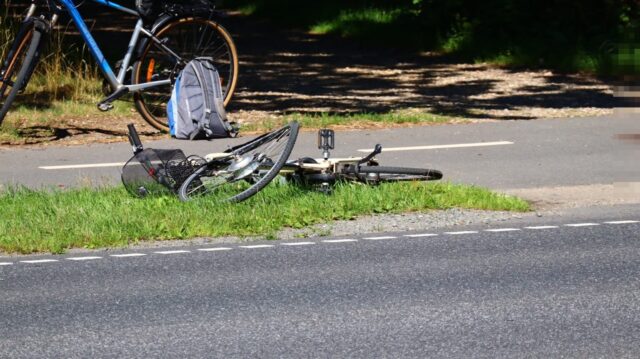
<box><xmin>55</xmin><ymin>208</ymin><xmax>534</xmax><ymax>255</ymax></box>
<box><xmin>275</xmin><ymin>208</ymin><xmax>532</xmax><ymax>240</ymax></box>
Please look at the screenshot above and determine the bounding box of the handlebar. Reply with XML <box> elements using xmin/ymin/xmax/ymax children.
<box><xmin>357</xmin><ymin>144</ymin><xmax>382</xmax><ymax>166</ymax></box>
<box><xmin>127</xmin><ymin>123</ymin><xmax>144</xmax><ymax>154</ymax></box>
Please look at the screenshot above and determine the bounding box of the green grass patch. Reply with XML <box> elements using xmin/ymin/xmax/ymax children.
<box><xmin>223</xmin><ymin>0</ymin><xmax>639</xmax><ymax>75</ymax></box>
<box><xmin>311</xmin><ymin>8</ymin><xmax>403</xmax><ymax>35</ymax></box>
<box><xmin>0</xmin><ymin>181</ymin><xmax>529</xmax><ymax>254</ymax></box>
<box><xmin>240</xmin><ymin>110</ymin><xmax>463</xmax><ymax>132</ymax></box>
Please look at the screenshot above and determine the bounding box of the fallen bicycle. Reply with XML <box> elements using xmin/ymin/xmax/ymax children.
<box><xmin>121</xmin><ymin>122</ymin><xmax>443</xmax><ymax>202</ymax></box>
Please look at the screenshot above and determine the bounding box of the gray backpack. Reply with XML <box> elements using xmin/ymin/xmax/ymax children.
<box><xmin>167</xmin><ymin>58</ymin><xmax>238</xmax><ymax>140</ymax></box>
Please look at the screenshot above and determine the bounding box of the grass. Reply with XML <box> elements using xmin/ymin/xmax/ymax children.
<box><xmin>0</xmin><ymin>107</ymin><xmax>462</xmax><ymax>143</ymax></box>
<box><xmin>226</xmin><ymin>0</ymin><xmax>639</xmax><ymax>75</ymax></box>
<box><xmin>1</xmin><ymin>0</ymin><xmax>117</xmax><ymax>136</ymax></box>
<box><xmin>310</xmin><ymin>8</ymin><xmax>404</xmax><ymax>35</ymax></box>
<box><xmin>239</xmin><ymin>110</ymin><xmax>463</xmax><ymax>133</ymax></box>
<box><xmin>0</xmin><ymin>181</ymin><xmax>529</xmax><ymax>254</ymax></box>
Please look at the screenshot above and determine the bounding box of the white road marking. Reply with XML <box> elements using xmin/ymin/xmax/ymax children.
<box><xmin>565</xmin><ymin>223</ymin><xmax>600</xmax><ymax>227</ymax></box>
<box><xmin>358</xmin><ymin>141</ymin><xmax>513</xmax><ymax>153</ymax></box>
<box><xmin>322</xmin><ymin>239</ymin><xmax>358</xmax><ymax>243</ymax></box>
<box><xmin>197</xmin><ymin>247</ymin><xmax>233</xmax><ymax>252</ymax></box>
<box><xmin>13</xmin><ymin>220</ymin><xmax>632</xmax><ymax>265</ymax></box>
<box><xmin>485</xmin><ymin>228</ymin><xmax>521</xmax><ymax>232</ymax></box>
<box><xmin>39</xmin><ymin>162</ymin><xmax>126</xmax><ymax>170</ymax></box>
<box><xmin>404</xmin><ymin>233</ymin><xmax>438</xmax><ymax>238</ymax></box>
<box><xmin>20</xmin><ymin>259</ymin><xmax>58</xmax><ymax>264</ymax></box>
<box><xmin>40</xmin><ymin>141</ymin><xmax>513</xmax><ymax>170</ymax></box>
<box><xmin>525</xmin><ymin>225</ymin><xmax>559</xmax><ymax>229</ymax></box>
<box><xmin>363</xmin><ymin>236</ymin><xmax>397</xmax><ymax>240</ymax></box>
<box><xmin>66</xmin><ymin>256</ymin><xmax>102</xmax><ymax>261</ymax></box>
<box><xmin>110</xmin><ymin>253</ymin><xmax>147</xmax><ymax>258</ymax></box>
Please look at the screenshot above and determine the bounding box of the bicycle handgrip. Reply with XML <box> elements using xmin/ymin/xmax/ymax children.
<box><xmin>127</xmin><ymin>123</ymin><xmax>144</xmax><ymax>154</ymax></box>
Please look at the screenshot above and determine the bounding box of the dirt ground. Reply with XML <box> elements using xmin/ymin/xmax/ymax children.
<box><xmin>1</xmin><ymin>10</ymin><xmax>616</xmax><ymax>147</ymax></box>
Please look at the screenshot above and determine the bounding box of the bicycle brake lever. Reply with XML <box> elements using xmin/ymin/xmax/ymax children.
<box><xmin>357</xmin><ymin>144</ymin><xmax>382</xmax><ymax>166</ymax></box>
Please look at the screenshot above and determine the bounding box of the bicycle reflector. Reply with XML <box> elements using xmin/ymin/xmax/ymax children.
<box><xmin>146</xmin><ymin>58</ymin><xmax>155</xmax><ymax>83</ymax></box>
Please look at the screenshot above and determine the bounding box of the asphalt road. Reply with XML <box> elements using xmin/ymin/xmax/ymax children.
<box><xmin>1</xmin><ymin>206</ymin><xmax>639</xmax><ymax>358</ymax></box>
<box><xmin>0</xmin><ymin>113</ymin><xmax>638</xmax><ymax>190</ymax></box>
<box><xmin>1</xmin><ymin>114</ymin><xmax>639</xmax><ymax>357</ymax></box>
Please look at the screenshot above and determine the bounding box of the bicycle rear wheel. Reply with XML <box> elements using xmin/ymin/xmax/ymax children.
<box><xmin>0</xmin><ymin>21</ymin><xmax>43</xmax><ymax>126</ymax></box>
<box><xmin>343</xmin><ymin>166</ymin><xmax>443</xmax><ymax>183</ymax></box>
<box><xmin>133</xmin><ymin>17</ymin><xmax>239</xmax><ymax>131</ymax></box>
<box><xmin>178</xmin><ymin>122</ymin><xmax>299</xmax><ymax>202</ymax></box>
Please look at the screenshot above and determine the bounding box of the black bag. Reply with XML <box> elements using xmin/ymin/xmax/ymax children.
<box><xmin>137</xmin><ymin>0</ymin><xmax>215</xmax><ymax>20</ymax></box>
<box><xmin>163</xmin><ymin>0</ymin><xmax>215</xmax><ymax>16</ymax></box>
<box><xmin>135</xmin><ymin>0</ymin><xmax>162</xmax><ymax>21</ymax></box>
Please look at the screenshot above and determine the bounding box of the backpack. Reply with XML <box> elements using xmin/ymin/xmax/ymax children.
<box><xmin>167</xmin><ymin>58</ymin><xmax>238</xmax><ymax>140</ymax></box>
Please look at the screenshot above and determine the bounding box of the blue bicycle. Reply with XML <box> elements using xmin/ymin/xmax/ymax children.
<box><xmin>0</xmin><ymin>0</ymin><xmax>239</xmax><ymax>131</ymax></box>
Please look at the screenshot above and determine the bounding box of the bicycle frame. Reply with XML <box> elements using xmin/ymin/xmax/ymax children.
<box><xmin>32</xmin><ymin>0</ymin><xmax>176</xmax><ymax>93</ymax></box>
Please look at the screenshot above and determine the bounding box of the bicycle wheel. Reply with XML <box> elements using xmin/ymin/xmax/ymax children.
<box><xmin>0</xmin><ymin>22</ymin><xmax>42</xmax><ymax>126</ymax></box>
<box><xmin>178</xmin><ymin>122</ymin><xmax>299</xmax><ymax>202</ymax></box>
<box><xmin>133</xmin><ymin>17</ymin><xmax>239</xmax><ymax>131</ymax></box>
<box><xmin>342</xmin><ymin>166</ymin><xmax>443</xmax><ymax>183</ymax></box>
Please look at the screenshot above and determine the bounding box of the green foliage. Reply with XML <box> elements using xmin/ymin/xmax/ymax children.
<box><xmin>223</xmin><ymin>0</ymin><xmax>640</xmax><ymax>74</ymax></box>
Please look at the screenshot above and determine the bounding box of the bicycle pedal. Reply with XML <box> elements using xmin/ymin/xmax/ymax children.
<box><xmin>97</xmin><ymin>102</ymin><xmax>114</xmax><ymax>112</ymax></box>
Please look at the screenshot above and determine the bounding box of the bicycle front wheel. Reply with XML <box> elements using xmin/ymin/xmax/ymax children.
<box><xmin>133</xmin><ymin>17</ymin><xmax>239</xmax><ymax>131</ymax></box>
<box><xmin>0</xmin><ymin>21</ymin><xmax>43</xmax><ymax>126</ymax></box>
<box><xmin>343</xmin><ymin>166</ymin><xmax>443</xmax><ymax>183</ymax></box>
<box><xmin>179</xmin><ymin>122</ymin><xmax>299</xmax><ymax>202</ymax></box>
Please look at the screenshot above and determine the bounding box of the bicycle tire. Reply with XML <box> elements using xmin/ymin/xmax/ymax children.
<box><xmin>342</xmin><ymin>166</ymin><xmax>443</xmax><ymax>183</ymax></box>
<box><xmin>132</xmin><ymin>17</ymin><xmax>239</xmax><ymax>131</ymax></box>
<box><xmin>0</xmin><ymin>22</ymin><xmax>42</xmax><ymax>126</ymax></box>
<box><xmin>178</xmin><ymin>122</ymin><xmax>299</xmax><ymax>202</ymax></box>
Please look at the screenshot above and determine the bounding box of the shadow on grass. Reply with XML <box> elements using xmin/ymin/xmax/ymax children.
<box><xmin>224</xmin><ymin>13</ymin><xmax>616</xmax><ymax>120</ymax></box>
<box><xmin>2</xmin><ymin>5</ymin><xmax>618</xmax><ymax>144</ymax></box>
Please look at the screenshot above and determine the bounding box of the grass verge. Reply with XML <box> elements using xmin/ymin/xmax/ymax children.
<box><xmin>0</xmin><ymin>181</ymin><xmax>529</xmax><ymax>254</ymax></box>
<box><xmin>239</xmin><ymin>110</ymin><xmax>464</xmax><ymax>133</ymax></box>
<box><xmin>0</xmin><ymin>107</ymin><xmax>462</xmax><ymax>144</ymax></box>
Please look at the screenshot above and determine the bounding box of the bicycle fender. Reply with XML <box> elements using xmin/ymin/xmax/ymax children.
<box><xmin>134</xmin><ymin>14</ymin><xmax>174</xmax><ymax>59</ymax></box>
<box><xmin>135</xmin><ymin>14</ymin><xmax>220</xmax><ymax>59</ymax></box>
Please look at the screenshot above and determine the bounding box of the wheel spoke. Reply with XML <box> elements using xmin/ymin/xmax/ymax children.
<box><xmin>179</xmin><ymin>123</ymin><xmax>299</xmax><ymax>202</ymax></box>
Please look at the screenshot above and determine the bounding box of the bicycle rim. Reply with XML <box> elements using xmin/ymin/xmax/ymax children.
<box><xmin>133</xmin><ymin>17</ymin><xmax>239</xmax><ymax>131</ymax></box>
<box><xmin>0</xmin><ymin>26</ymin><xmax>40</xmax><ymax>126</ymax></box>
<box><xmin>179</xmin><ymin>122</ymin><xmax>299</xmax><ymax>202</ymax></box>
